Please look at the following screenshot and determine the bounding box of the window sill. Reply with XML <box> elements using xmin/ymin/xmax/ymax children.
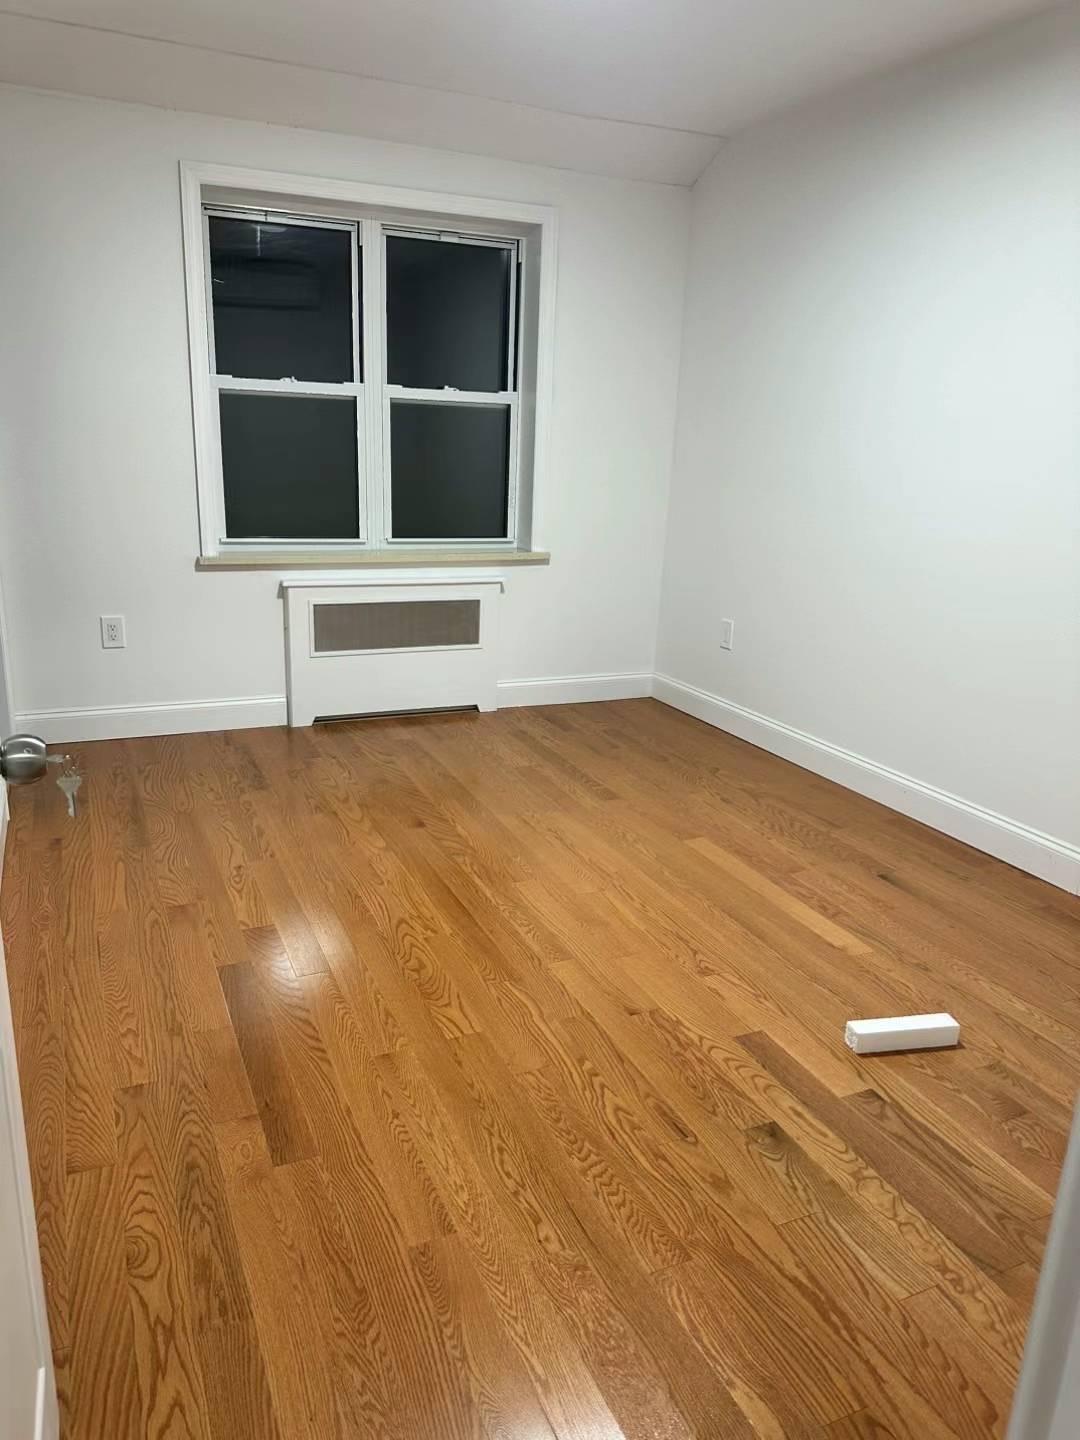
<box><xmin>195</xmin><ymin>548</ymin><xmax>550</xmax><ymax>572</ymax></box>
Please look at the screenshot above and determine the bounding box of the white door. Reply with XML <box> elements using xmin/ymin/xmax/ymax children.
<box><xmin>0</xmin><ymin>566</ymin><xmax>57</xmax><ymax>1437</ymax></box>
<box><xmin>1008</xmin><ymin>1099</ymin><xmax>1080</xmax><ymax>1440</ymax></box>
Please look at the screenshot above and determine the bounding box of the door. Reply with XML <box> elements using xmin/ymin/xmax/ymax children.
<box><xmin>0</xmin><ymin>561</ymin><xmax>57</xmax><ymax>1436</ymax></box>
<box><xmin>1008</xmin><ymin>1098</ymin><xmax>1080</xmax><ymax>1440</ymax></box>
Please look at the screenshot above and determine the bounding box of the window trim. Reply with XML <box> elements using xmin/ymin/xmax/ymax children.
<box><xmin>180</xmin><ymin>161</ymin><xmax>557</xmax><ymax>562</ymax></box>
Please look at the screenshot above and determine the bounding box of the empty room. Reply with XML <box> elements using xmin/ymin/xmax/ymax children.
<box><xmin>1</xmin><ymin>2</ymin><xmax>1079</xmax><ymax>1437</ymax></box>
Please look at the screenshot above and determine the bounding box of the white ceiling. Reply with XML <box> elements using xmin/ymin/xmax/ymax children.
<box><xmin>0</xmin><ymin>1</ymin><xmax>1054</xmax><ymax>181</ymax></box>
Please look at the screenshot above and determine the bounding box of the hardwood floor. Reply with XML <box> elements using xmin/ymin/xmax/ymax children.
<box><xmin>2</xmin><ymin>698</ymin><xmax>1078</xmax><ymax>1439</ymax></box>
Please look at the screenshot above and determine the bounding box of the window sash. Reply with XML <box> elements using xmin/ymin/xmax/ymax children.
<box><xmin>383</xmin><ymin>227</ymin><xmax>518</xmax><ymax>398</ymax></box>
<box><xmin>203</xmin><ymin>207</ymin><xmax>363</xmax><ymax>384</ymax></box>
<box><xmin>209</xmin><ymin>387</ymin><xmax>366</xmax><ymax>545</ymax></box>
<box><xmin>377</xmin><ymin>227</ymin><xmax>521</xmax><ymax>547</ymax></box>
<box><xmin>204</xmin><ymin>206</ymin><xmax>367</xmax><ymax>542</ymax></box>
<box><xmin>383</xmin><ymin>391</ymin><xmax>518</xmax><ymax>545</ymax></box>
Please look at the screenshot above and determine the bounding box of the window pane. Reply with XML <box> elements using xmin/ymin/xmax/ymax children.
<box><xmin>386</xmin><ymin>236</ymin><xmax>510</xmax><ymax>392</ymax></box>
<box><xmin>220</xmin><ymin>392</ymin><xmax>359</xmax><ymax>539</ymax></box>
<box><xmin>209</xmin><ymin>216</ymin><xmax>357</xmax><ymax>382</ymax></box>
<box><xmin>390</xmin><ymin>402</ymin><xmax>509</xmax><ymax>540</ymax></box>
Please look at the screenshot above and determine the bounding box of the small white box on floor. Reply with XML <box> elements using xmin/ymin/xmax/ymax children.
<box><xmin>844</xmin><ymin>1013</ymin><xmax>960</xmax><ymax>1055</ymax></box>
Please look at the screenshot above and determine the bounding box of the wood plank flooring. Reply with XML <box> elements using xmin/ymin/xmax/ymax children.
<box><xmin>3</xmin><ymin>698</ymin><xmax>1078</xmax><ymax>1439</ymax></box>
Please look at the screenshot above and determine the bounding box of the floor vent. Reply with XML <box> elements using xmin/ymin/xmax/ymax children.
<box><xmin>315</xmin><ymin>705</ymin><xmax>479</xmax><ymax>724</ymax></box>
<box><xmin>282</xmin><ymin>576</ymin><xmax>503</xmax><ymax>727</ymax></box>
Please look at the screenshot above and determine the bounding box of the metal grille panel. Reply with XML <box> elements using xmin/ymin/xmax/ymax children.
<box><xmin>312</xmin><ymin>599</ymin><xmax>481</xmax><ymax>653</ymax></box>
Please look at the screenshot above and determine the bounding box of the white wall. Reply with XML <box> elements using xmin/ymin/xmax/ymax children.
<box><xmin>0</xmin><ymin>84</ymin><xmax>689</xmax><ymax>734</ymax></box>
<box><xmin>656</xmin><ymin>7</ymin><xmax>1080</xmax><ymax>877</ymax></box>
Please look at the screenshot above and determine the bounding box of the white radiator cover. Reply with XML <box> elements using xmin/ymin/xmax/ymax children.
<box><xmin>281</xmin><ymin>573</ymin><xmax>503</xmax><ymax>726</ymax></box>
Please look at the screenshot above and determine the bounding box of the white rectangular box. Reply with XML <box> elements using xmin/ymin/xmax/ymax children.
<box><xmin>844</xmin><ymin>1013</ymin><xmax>960</xmax><ymax>1055</ymax></box>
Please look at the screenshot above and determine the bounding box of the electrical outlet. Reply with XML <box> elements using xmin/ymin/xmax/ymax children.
<box><xmin>100</xmin><ymin>615</ymin><xmax>126</xmax><ymax>649</ymax></box>
<box><xmin>718</xmin><ymin>618</ymin><xmax>735</xmax><ymax>651</ymax></box>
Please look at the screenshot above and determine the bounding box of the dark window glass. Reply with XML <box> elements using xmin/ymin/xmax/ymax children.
<box><xmin>386</xmin><ymin>236</ymin><xmax>510</xmax><ymax>392</ymax></box>
<box><xmin>220</xmin><ymin>393</ymin><xmax>359</xmax><ymax>538</ymax></box>
<box><xmin>209</xmin><ymin>216</ymin><xmax>357</xmax><ymax>383</ymax></box>
<box><xmin>390</xmin><ymin>402</ymin><xmax>509</xmax><ymax>539</ymax></box>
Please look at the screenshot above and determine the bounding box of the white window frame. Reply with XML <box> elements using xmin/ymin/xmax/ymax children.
<box><xmin>180</xmin><ymin>162</ymin><xmax>557</xmax><ymax>560</ymax></box>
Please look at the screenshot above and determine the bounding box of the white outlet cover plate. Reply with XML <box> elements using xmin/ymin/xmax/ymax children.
<box><xmin>100</xmin><ymin>615</ymin><xmax>126</xmax><ymax>648</ymax></box>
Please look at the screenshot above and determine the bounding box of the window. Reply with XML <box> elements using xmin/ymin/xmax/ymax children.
<box><xmin>183</xmin><ymin>165</ymin><xmax>555</xmax><ymax>559</ymax></box>
<box><xmin>208</xmin><ymin>214</ymin><xmax>361</xmax><ymax>541</ymax></box>
<box><xmin>383</xmin><ymin>231</ymin><xmax>516</xmax><ymax>542</ymax></box>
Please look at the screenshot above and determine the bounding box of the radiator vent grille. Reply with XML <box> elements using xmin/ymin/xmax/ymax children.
<box><xmin>312</xmin><ymin>599</ymin><xmax>481</xmax><ymax>654</ymax></box>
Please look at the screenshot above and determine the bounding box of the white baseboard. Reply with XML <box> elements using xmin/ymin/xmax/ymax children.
<box><xmin>497</xmin><ymin>671</ymin><xmax>653</xmax><ymax>708</ymax></box>
<box><xmin>16</xmin><ymin>695</ymin><xmax>288</xmax><ymax>744</ymax></box>
<box><xmin>653</xmin><ymin>673</ymin><xmax>1080</xmax><ymax>896</ymax></box>
<box><xmin>15</xmin><ymin>674</ymin><xmax>651</xmax><ymax>742</ymax></box>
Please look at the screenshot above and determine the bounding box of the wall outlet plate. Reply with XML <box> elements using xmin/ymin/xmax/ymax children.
<box><xmin>100</xmin><ymin>615</ymin><xmax>126</xmax><ymax>649</ymax></box>
<box><xmin>718</xmin><ymin>618</ymin><xmax>735</xmax><ymax>651</ymax></box>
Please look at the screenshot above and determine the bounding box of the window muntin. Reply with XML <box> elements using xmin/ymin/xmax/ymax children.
<box><xmin>201</xmin><ymin>204</ymin><xmax>521</xmax><ymax>549</ymax></box>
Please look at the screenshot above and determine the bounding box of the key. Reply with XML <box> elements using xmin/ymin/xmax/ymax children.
<box><xmin>56</xmin><ymin>762</ymin><xmax>82</xmax><ymax>819</ymax></box>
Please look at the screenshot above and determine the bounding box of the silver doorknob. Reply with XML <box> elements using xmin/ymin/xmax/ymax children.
<box><xmin>0</xmin><ymin>733</ymin><xmax>50</xmax><ymax>785</ymax></box>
